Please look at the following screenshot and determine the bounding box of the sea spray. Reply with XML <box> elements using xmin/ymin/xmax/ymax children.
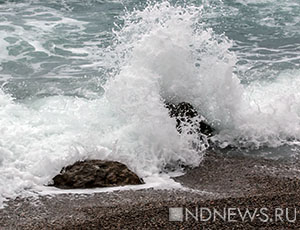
<box><xmin>104</xmin><ymin>1</ymin><xmax>244</xmax><ymax>142</ymax></box>
<box><xmin>109</xmin><ymin>2</ymin><xmax>300</xmax><ymax>150</ymax></box>
<box><xmin>0</xmin><ymin>2</ymin><xmax>214</xmax><ymax>206</ymax></box>
<box><xmin>0</xmin><ymin>0</ymin><xmax>300</xmax><ymax>208</ymax></box>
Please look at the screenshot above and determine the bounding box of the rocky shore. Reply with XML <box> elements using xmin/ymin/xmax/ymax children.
<box><xmin>2</xmin><ymin>151</ymin><xmax>300</xmax><ymax>229</ymax></box>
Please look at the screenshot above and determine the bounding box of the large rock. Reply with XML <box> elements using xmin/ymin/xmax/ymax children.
<box><xmin>51</xmin><ymin>160</ymin><xmax>144</xmax><ymax>189</ymax></box>
<box><xmin>165</xmin><ymin>102</ymin><xmax>214</xmax><ymax>137</ymax></box>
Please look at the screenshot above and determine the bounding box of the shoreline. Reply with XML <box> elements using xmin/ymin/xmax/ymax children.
<box><xmin>1</xmin><ymin>151</ymin><xmax>300</xmax><ymax>229</ymax></box>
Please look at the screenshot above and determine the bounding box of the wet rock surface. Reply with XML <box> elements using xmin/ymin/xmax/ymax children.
<box><xmin>165</xmin><ymin>102</ymin><xmax>214</xmax><ymax>137</ymax></box>
<box><xmin>51</xmin><ymin>160</ymin><xmax>144</xmax><ymax>189</ymax></box>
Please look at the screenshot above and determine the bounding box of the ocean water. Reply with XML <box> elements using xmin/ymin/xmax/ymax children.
<box><xmin>0</xmin><ymin>0</ymin><xmax>300</xmax><ymax>206</ymax></box>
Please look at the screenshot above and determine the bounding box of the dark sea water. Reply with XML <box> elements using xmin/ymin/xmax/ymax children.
<box><xmin>0</xmin><ymin>0</ymin><xmax>300</xmax><ymax>205</ymax></box>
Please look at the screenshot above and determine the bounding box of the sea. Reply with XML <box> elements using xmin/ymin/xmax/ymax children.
<box><xmin>0</xmin><ymin>0</ymin><xmax>300</xmax><ymax>206</ymax></box>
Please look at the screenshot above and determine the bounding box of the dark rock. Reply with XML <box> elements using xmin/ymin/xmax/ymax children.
<box><xmin>51</xmin><ymin>160</ymin><xmax>144</xmax><ymax>189</ymax></box>
<box><xmin>165</xmin><ymin>102</ymin><xmax>214</xmax><ymax>137</ymax></box>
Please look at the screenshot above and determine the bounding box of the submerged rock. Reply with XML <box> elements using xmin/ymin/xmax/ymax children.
<box><xmin>165</xmin><ymin>102</ymin><xmax>214</xmax><ymax>137</ymax></box>
<box><xmin>51</xmin><ymin>160</ymin><xmax>144</xmax><ymax>189</ymax></box>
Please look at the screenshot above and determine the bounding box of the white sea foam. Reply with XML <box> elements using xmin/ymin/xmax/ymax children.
<box><xmin>216</xmin><ymin>70</ymin><xmax>300</xmax><ymax>148</ymax></box>
<box><xmin>0</xmin><ymin>2</ymin><xmax>99</xmax><ymax>79</ymax></box>
<box><xmin>0</xmin><ymin>1</ymin><xmax>300</xmax><ymax>208</ymax></box>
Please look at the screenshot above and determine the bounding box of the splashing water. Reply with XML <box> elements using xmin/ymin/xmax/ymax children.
<box><xmin>0</xmin><ymin>0</ymin><xmax>300</xmax><ymax>206</ymax></box>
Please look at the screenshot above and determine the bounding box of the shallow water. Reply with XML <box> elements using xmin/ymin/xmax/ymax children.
<box><xmin>0</xmin><ymin>0</ymin><xmax>300</xmax><ymax>206</ymax></box>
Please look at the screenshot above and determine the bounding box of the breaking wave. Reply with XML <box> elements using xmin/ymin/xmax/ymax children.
<box><xmin>1</xmin><ymin>1</ymin><xmax>300</xmax><ymax>206</ymax></box>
